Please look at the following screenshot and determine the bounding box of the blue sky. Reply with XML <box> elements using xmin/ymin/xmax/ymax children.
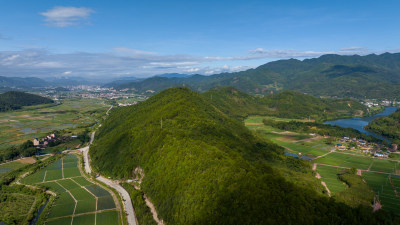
<box><xmin>0</xmin><ymin>0</ymin><xmax>399</xmax><ymax>79</ymax></box>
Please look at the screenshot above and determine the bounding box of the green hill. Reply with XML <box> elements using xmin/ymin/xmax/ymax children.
<box><xmin>112</xmin><ymin>52</ymin><xmax>400</xmax><ymax>99</ymax></box>
<box><xmin>202</xmin><ymin>87</ymin><xmax>369</xmax><ymax>120</ymax></box>
<box><xmin>90</xmin><ymin>87</ymin><xmax>399</xmax><ymax>224</ymax></box>
<box><xmin>366</xmin><ymin>108</ymin><xmax>400</xmax><ymax>144</ymax></box>
<box><xmin>0</xmin><ymin>91</ymin><xmax>54</xmax><ymax>112</ymax></box>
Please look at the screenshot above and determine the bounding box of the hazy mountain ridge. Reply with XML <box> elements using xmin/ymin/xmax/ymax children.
<box><xmin>112</xmin><ymin>53</ymin><xmax>400</xmax><ymax>99</ymax></box>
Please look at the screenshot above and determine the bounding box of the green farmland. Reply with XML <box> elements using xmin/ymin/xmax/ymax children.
<box><xmin>21</xmin><ymin>154</ymin><xmax>121</xmax><ymax>224</ymax></box>
<box><xmin>316</xmin><ymin>165</ymin><xmax>347</xmax><ymax>195</ymax></box>
<box><xmin>0</xmin><ymin>98</ymin><xmax>110</xmax><ymax>150</ymax></box>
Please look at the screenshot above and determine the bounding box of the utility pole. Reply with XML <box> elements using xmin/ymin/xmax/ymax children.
<box><xmin>161</xmin><ymin>117</ymin><xmax>163</xmax><ymax>129</ymax></box>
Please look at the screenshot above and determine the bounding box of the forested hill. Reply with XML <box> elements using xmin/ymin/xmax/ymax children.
<box><xmin>366</xmin><ymin>108</ymin><xmax>400</xmax><ymax>144</ymax></box>
<box><xmin>0</xmin><ymin>91</ymin><xmax>53</xmax><ymax>112</ymax></box>
<box><xmin>202</xmin><ymin>87</ymin><xmax>369</xmax><ymax>120</ymax></box>
<box><xmin>90</xmin><ymin>87</ymin><xmax>399</xmax><ymax>224</ymax></box>
<box><xmin>112</xmin><ymin>52</ymin><xmax>400</xmax><ymax>99</ymax></box>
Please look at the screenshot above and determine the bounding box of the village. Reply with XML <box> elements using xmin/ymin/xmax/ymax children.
<box><xmin>334</xmin><ymin>136</ymin><xmax>398</xmax><ymax>158</ymax></box>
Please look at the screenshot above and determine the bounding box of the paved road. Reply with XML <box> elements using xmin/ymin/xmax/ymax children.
<box><xmin>81</xmin><ymin>132</ymin><xmax>137</xmax><ymax>225</ymax></box>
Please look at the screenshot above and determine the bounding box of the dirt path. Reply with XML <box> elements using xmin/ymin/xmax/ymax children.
<box><xmin>357</xmin><ymin>169</ymin><xmax>362</xmax><ymax>176</ymax></box>
<box><xmin>317</xmin><ymin>163</ymin><xmax>393</xmax><ymax>175</ymax></box>
<box><xmin>321</xmin><ymin>181</ymin><xmax>331</xmax><ymax>197</ymax></box>
<box><xmin>244</xmin><ymin>122</ymin><xmax>263</xmax><ymax>125</ymax></box>
<box><xmin>373</xmin><ymin>201</ymin><xmax>382</xmax><ymax>212</ymax></box>
<box><xmin>313</xmin><ymin>150</ymin><xmax>335</xmax><ymax>160</ymax></box>
<box><xmin>144</xmin><ymin>194</ymin><xmax>165</xmax><ymax>225</ymax></box>
<box><xmin>312</xmin><ymin>163</ymin><xmax>317</xmax><ymax>171</ymax></box>
<box><xmin>389</xmin><ymin>176</ymin><xmax>399</xmax><ymax>197</ymax></box>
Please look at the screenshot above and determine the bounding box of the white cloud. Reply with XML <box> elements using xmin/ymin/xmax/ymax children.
<box><xmin>0</xmin><ymin>47</ymin><xmax>397</xmax><ymax>78</ymax></box>
<box><xmin>40</xmin><ymin>6</ymin><xmax>94</xmax><ymax>27</ymax></box>
<box><xmin>113</xmin><ymin>47</ymin><xmax>157</xmax><ymax>56</ymax></box>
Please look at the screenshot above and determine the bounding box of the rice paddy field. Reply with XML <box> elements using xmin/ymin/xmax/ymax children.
<box><xmin>245</xmin><ymin>116</ymin><xmax>400</xmax><ymax>215</ymax></box>
<box><xmin>20</xmin><ymin>154</ymin><xmax>121</xmax><ymax>225</ymax></box>
<box><xmin>0</xmin><ymin>98</ymin><xmax>109</xmax><ymax>150</ymax></box>
<box><xmin>0</xmin><ymin>157</ymin><xmax>36</xmax><ymax>177</ymax></box>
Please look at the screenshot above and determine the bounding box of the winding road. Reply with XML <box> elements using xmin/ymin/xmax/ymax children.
<box><xmin>81</xmin><ymin>131</ymin><xmax>138</xmax><ymax>225</ymax></box>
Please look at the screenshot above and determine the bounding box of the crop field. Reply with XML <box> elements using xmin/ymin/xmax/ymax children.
<box><xmin>315</xmin><ymin>153</ymin><xmax>400</xmax><ymax>174</ymax></box>
<box><xmin>247</xmin><ymin>122</ymin><xmax>332</xmax><ymax>157</ymax></box>
<box><xmin>316</xmin><ymin>165</ymin><xmax>347</xmax><ymax>195</ymax></box>
<box><xmin>0</xmin><ymin>98</ymin><xmax>109</xmax><ymax>150</ymax></box>
<box><xmin>0</xmin><ymin>160</ymin><xmax>27</xmax><ymax>177</ymax></box>
<box><xmin>20</xmin><ymin>153</ymin><xmax>120</xmax><ymax>224</ymax></box>
<box><xmin>314</xmin><ymin>152</ymin><xmax>373</xmax><ymax>169</ymax></box>
<box><xmin>363</xmin><ymin>172</ymin><xmax>400</xmax><ymax>215</ymax></box>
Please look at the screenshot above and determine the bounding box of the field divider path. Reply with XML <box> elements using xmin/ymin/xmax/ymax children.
<box><xmin>317</xmin><ymin>163</ymin><xmax>394</xmax><ymax>175</ymax></box>
<box><xmin>38</xmin><ymin>176</ymin><xmax>82</xmax><ymax>184</ymax></box>
<box><xmin>313</xmin><ymin>150</ymin><xmax>335</xmax><ymax>160</ymax></box>
<box><xmin>71</xmin><ymin>178</ymin><xmax>99</xmax><ymax>225</ymax></box>
<box><xmin>55</xmin><ymin>180</ymin><xmax>78</xmax><ymax>225</ymax></box>
<box><xmin>368</xmin><ymin>160</ymin><xmax>374</xmax><ymax>171</ymax></box>
<box><xmin>62</xmin><ymin>157</ymin><xmax>64</xmax><ymax>178</ymax></box>
<box><xmin>43</xmin><ymin>170</ymin><xmax>47</xmax><ymax>182</ymax></box>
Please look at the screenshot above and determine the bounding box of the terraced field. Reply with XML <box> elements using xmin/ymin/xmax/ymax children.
<box><xmin>363</xmin><ymin>172</ymin><xmax>400</xmax><ymax>215</ymax></box>
<box><xmin>316</xmin><ymin>165</ymin><xmax>347</xmax><ymax>195</ymax></box>
<box><xmin>21</xmin><ymin>154</ymin><xmax>121</xmax><ymax>225</ymax></box>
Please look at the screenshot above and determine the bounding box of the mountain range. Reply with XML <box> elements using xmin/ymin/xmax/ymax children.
<box><xmin>111</xmin><ymin>52</ymin><xmax>400</xmax><ymax>99</ymax></box>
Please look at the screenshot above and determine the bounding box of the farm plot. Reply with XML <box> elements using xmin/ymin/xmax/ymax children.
<box><xmin>363</xmin><ymin>172</ymin><xmax>400</xmax><ymax>215</ymax></box>
<box><xmin>314</xmin><ymin>152</ymin><xmax>372</xmax><ymax>169</ymax></box>
<box><xmin>316</xmin><ymin>165</ymin><xmax>347</xmax><ymax>195</ymax></box>
<box><xmin>19</xmin><ymin>153</ymin><xmax>120</xmax><ymax>224</ymax></box>
<box><xmin>0</xmin><ymin>161</ymin><xmax>27</xmax><ymax>176</ymax></box>
<box><xmin>370</xmin><ymin>159</ymin><xmax>399</xmax><ymax>173</ymax></box>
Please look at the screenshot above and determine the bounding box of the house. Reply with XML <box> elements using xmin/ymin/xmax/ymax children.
<box><xmin>33</xmin><ymin>138</ymin><xmax>40</xmax><ymax>146</ymax></box>
<box><xmin>374</xmin><ymin>152</ymin><xmax>384</xmax><ymax>157</ymax></box>
<box><xmin>50</xmin><ymin>133</ymin><xmax>56</xmax><ymax>138</ymax></box>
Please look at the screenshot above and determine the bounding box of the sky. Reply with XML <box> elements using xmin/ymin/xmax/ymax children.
<box><xmin>0</xmin><ymin>0</ymin><xmax>400</xmax><ymax>79</ymax></box>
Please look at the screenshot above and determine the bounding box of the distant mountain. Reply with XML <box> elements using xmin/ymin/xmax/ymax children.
<box><xmin>102</xmin><ymin>76</ymin><xmax>145</xmax><ymax>88</ymax></box>
<box><xmin>112</xmin><ymin>52</ymin><xmax>400</xmax><ymax>99</ymax></box>
<box><xmin>0</xmin><ymin>76</ymin><xmax>48</xmax><ymax>88</ymax></box>
<box><xmin>154</xmin><ymin>73</ymin><xmax>191</xmax><ymax>78</ymax></box>
<box><xmin>91</xmin><ymin>87</ymin><xmax>398</xmax><ymax>224</ymax></box>
<box><xmin>0</xmin><ymin>91</ymin><xmax>54</xmax><ymax>112</ymax></box>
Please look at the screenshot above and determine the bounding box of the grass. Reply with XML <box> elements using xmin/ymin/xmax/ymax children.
<box><xmin>316</xmin><ymin>165</ymin><xmax>347</xmax><ymax>195</ymax></box>
<box><xmin>19</xmin><ymin>153</ymin><xmax>120</xmax><ymax>223</ymax></box>
<box><xmin>0</xmin><ymin>193</ymin><xmax>37</xmax><ymax>222</ymax></box>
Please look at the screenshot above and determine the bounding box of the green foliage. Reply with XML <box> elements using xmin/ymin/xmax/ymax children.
<box><xmin>121</xmin><ymin>183</ymin><xmax>157</xmax><ymax>225</ymax></box>
<box><xmin>0</xmin><ymin>91</ymin><xmax>53</xmax><ymax>111</ymax></box>
<box><xmin>202</xmin><ymin>87</ymin><xmax>368</xmax><ymax>121</ymax></box>
<box><xmin>0</xmin><ymin>140</ymin><xmax>40</xmax><ymax>163</ymax></box>
<box><xmin>263</xmin><ymin>119</ymin><xmax>382</xmax><ymax>143</ymax></box>
<box><xmin>335</xmin><ymin>171</ymin><xmax>375</xmax><ymax>207</ymax></box>
<box><xmin>91</xmin><ymin>87</ymin><xmax>400</xmax><ymax>224</ymax></box>
<box><xmin>366</xmin><ymin>108</ymin><xmax>400</xmax><ymax>144</ymax></box>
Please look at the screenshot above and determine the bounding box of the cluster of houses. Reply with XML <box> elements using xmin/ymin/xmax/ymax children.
<box><xmin>33</xmin><ymin>133</ymin><xmax>77</xmax><ymax>149</ymax></box>
<box><xmin>33</xmin><ymin>133</ymin><xmax>57</xmax><ymax>147</ymax></box>
<box><xmin>335</xmin><ymin>137</ymin><xmax>398</xmax><ymax>158</ymax></box>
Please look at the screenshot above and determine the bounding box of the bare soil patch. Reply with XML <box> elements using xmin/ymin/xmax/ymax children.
<box><xmin>19</xmin><ymin>157</ymin><xmax>36</xmax><ymax>164</ymax></box>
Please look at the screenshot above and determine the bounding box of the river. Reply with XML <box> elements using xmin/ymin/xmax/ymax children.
<box><xmin>324</xmin><ymin>107</ymin><xmax>398</xmax><ymax>142</ymax></box>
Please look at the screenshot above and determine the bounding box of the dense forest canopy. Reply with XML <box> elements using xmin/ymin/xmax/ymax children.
<box><xmin>0</xmin><ymin>91</ymin><xmax>53</xmax><ymax>112</ymax></box>
<box><xmin>90</xmin><ymin>87</ymin><xmax>399</xmax><ymax>224</ymax></box>
<box><xmin>110</xmin><ymin>52</ymin><xmax>400</xmax><ymax>99</ymax></box>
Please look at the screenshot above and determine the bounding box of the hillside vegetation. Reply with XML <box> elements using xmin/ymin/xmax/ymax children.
<box><xmin>111</xmin><ymin>52</ymin><xmax>400</xmax><ymax>99</ymax></box>
<box><xmin>202</xmin><ymin>87</ymin><xmax>369</xmax><ymax>121</ymax></box>
<box><xmin>0</xmin><ymin>91</ymin><xmax>53</xmax><ymax>112</ymax></box>
<box><xmin>90</xmin><ymin>87</ymin><xmax>399</xmax><ymax>224</ymax></box>
<box><xmin>366</xmin><ymin>108</ymin><xmax>400</xmax><ymax>144</ymax></box>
